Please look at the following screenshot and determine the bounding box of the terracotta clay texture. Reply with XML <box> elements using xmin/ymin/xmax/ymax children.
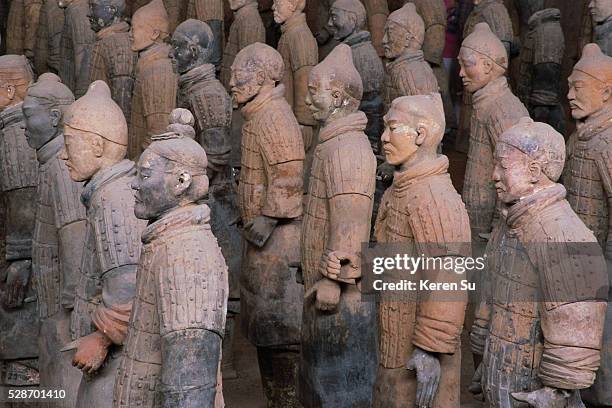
<box><xmin>58</xmin><ymin>0</ymin><xmax>96</xmax><ymax>98</ymax></box>
<box><xmin>129</xmin><ymin>0</ymin><xmax>178</xmax><ymax>160</ymax></box>
<box><xmin>221</xmin><ymin>0</ymin><xmax>265</xmax><ymax>90</ymax></box>
<box><xmin>590</xmin><ymin>0</ymin><xmax>612</xmax><ymax>56</ymax></box>
<box><xmin>61</xmin><ymin>81</ymin><xmax>146</xmax><ymax>408</ymax></box>
<box><xmin>231</xmin><ymin>43</ymin><xmax>304</xmax><ymax>408</ymax></box>
<box><xmin>327</xmin><ymin>0</ymin><xmax>384</xmax><ymax>153</ymax></box>
<box><xmin>186</xmin><ymin>0</ymin><xmax>224</xmax><ymax>68</ymax></box>
<box><xmin>25</xmin><ymin>73</ymin><xmax>84</xmax><ymax>408</ymax></box>
<box><xmin>516</xmin><ymin>8</ymin><xmax>565</xmax><ymax>134</ymax></box>
<box><xmin>299</xmin><ymin>44</ymin><xmax>377</xmax><ymax>408</ymax></box>
<box><xmin>275</xmin><ymin>0</ymin><xmax>318</xmax><ymax>186</ymax></box>
<box><xmin>471</xmin><ymin>118</ymin><xmax>608</xmax><ymax>408</ymax></box>
<box><xmin>34</xmin><ymin>0</ymin><xmax>65</xmax><ymax>74</ymax></box>
<box><xmin>372</xmin><ymin>94</ymin><xmax>469</xmax><ymax>408</ymax></box>
<box><xmin>359</xmin><ymin>0</ymin><xmax>388</xmax><ymax>57</ymax></box>
<box><xmin>5</xmin><ymin>0</ymin><xmax>41</xmax><ymax>57</ymax></box>
<box><xmin>459</xmin><ymin>23</ymin><xmax>528</xmax><ymax>238</ymax></box>
<box><xmin>88</xmin><ymin>11</ymin><xmax>138</xmax><ymax>130</ymax></box>
<box><xmin>563</xmin><ymin>43</ymin><xmax>612</xmax><ymax>407</ymax></box>
<box><xmin>114</xmin><ymin>113</ymin><xmax>228</xmax><ymax>407</ymax></box>
<box><xmin>382</xmin><ymin>3</ymin><xmax>439</xmax><ymax>109</ymax></box>
<box><xmin>0</xmin><ymin>55</ymin><xmax>40</xmax><ymax>392</ymax></box>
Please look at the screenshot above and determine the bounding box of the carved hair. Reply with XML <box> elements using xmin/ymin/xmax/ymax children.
<box><xmin>387</xmin><ymin>3</ymin><xmax>425</xmax><ymax>47</ymax></box>
<box><xmin>27</xmin><ymin>73</ymin><xmax>75</xmax><ymax>121</ymax></box>
<box><xmin>0</xmin><ymin>55</ymin><xmax>34</xmax><ymax>99</ymax></box>
<box><xmin>330</xmin><ymin>0</ymin><xmax>367</xmax><ymax>31</ymax></box>
<box><xmin>174</xmin><ymin>19</ymin><xmax>214</xmax><ymax>51</ymax></box>
<box><xmin>234</xmin><ymin>42</ymin><xmax>285</xmax><ymax>83</ymax></box>
<box><xmin>133</xmin><ymin>0</ymin><xmax>170</xmax><ymax>39</ymax></box>
<box><xmin>498</xmin><ymin>117</ymin><xmax>565</xmax><ymax>182</ymax></box>
<box><xmin>388</xmin><ymin>93</ymin><xmax>445</xmax><ymax>146</ymax></box>
<box><xmin>461</xmin><ymin>22</ymin><xmax>508</xmax><ymax>71</ymax></box>
<box><xmin>573</xmin><ymin>43</ymin><xmax>612</xmax><ymax>85</ymax></box>
<box><xmin>310</xmin><ymin>44</ymin><xmax>362</xmax><ymax>107</ymax></box>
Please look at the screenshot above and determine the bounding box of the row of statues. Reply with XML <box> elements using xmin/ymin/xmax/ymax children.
<box><xmin>0</xmin><ymin>0</ymin><xmax>610</xmax><ymax>408</ymax></box>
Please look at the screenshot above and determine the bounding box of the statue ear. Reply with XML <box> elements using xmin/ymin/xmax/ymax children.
<box><xmin>331</xmin><ymin>89</ymin><xmax>343</xmax><ymax>108</ymax></box>
<box><xmin>255</xmin><ymin>70</ymin><xmax>266</xmax><ymax>86</ymax></box>
<box><xmin>152</xmin><ymin>29</ymin><xmax>161</xmax><ymax>41</ymax></box>
<box><xmin>528</xmin><ymin>161</ymin><xmax>542</xmax><ymax>183</ymax></box>
<box><xmin>415</xmin><ymin>125</ymin><xmax>427</xmax><ymax>146</ymax></box>
<box><xmin>482</xmin><ymin>58</ymin><xmax>494</xmax><ymax>75</ymax></box>
<box><xmin>602</xmin><ymin>85</ymin><xmax>612</xmax><ymax>103</ymax></box>
<box><xmin>108</xmin><ymin>4</ymin><xmax>117</xmax><ymax>15</ymax></box>
<box><xmin>175</xmin><ymin>170</ymin><xmax>192</xmax><ymax>196</ymax></box>
<box><xmin>189</xmin><ymin>44</ymin><xmax>198</xmax><ymax>59</ymax></box>
<box><xmin>91</xmin><ymin>135</ymin><xmax>104</xmax><ymax>157</ymax></box>
<box><xmin>49</xmin><ymin>109</ymin><xmax>61</xmax><ymax>127</ymax></box>
<box><xmin>6</xmin><ymin>85</ymin><xmax>15</xmax><ymax>100</ymax></box>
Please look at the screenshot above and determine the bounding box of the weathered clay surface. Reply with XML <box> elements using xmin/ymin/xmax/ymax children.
<box><xmin>34</xmin><ymin>0</ymin><xmax>65</xmax><ymax>74</ymax></box>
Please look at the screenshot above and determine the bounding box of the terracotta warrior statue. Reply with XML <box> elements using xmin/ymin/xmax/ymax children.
<box><xmin>590</xmin><ymin>0</ymin><xmax>612</xmax><ymax>56</ymax></box>
<box><xmin>382</xmin><ymin>3</ymin><xmax>438</xmax><ymax>109</ymax></box>
<box><xmin>299</xmin><ymin>44</ymin><xmax>377</xmax><ymax>408</ymax></box>
<box><xmin>515</xmin><ymin>7</ymin><xmax>565</xmax><ymax>134</ymax></box>
<box><xmin>230</xmin><ymin>42</ymin><xmax>304</xmax><ymax>408</ymax></box>
<box><xmin>60</xmin><ymin>81</ymin><xmax>146</xmax><ymax>407</ymax></box>
<box><xmin>360</xmin><ymin>0</ymin><xmax>388</xmax><ymax>57</ymax></box>
<box><xmin>24</xmin><ymin>73</ymin><xmax>84</xmax><ymax>408</ymax></box>
<box><xmin>459</xmin><ymin>23</ymin><xmax>528</xmax><ymax>244</ymax></box>
<box><xmin>6</xmin><ymin>0</ymin><xmax>41</xmax><ymax>58</ymax></box>
<box><xmin>129</xmin><ymin>0</ymin><xmax>178</xmax><ymax>160</ymax></box>
<box><xmin>221</xmin><ymin>0</ymin><xmax>265</xmax><ymax>90</ymax></box>
<box><xmin>273</xmin><ymin>0</ymin><xmax>317</xmax><ymax>184</ymax></box>
<box><xmin>114</xmin><ymin>109</ymin><xmax>228</xmax><ymax>408</ymax></box>
<box><xmin>58</xmin><ymin>0</ymin><xmax>96</xmax><ymax>98</ymax></box>
<box><xmin>87</xmin><ymin>0</ymin><xmax>138</xmax><ymax>129</ymax></box>
<box><xmin>470</xmin><ymin>117</ymin><xmax>609</xmax><ymax>408</ymax></box>
<box><xmin>372</xmin><ymin>94</ymin><xmax>470</xmax><ymax>408</ymax></box>
<box><xmin>0</xmin><ymin>54</ymin><xmax>39</xmax><ymax>394</ymax></box>
<box><xmin>186</xmin><ymin>0</ymin><xmax>224</xmax><ymax>70</ymax></box>
<box><xmin>563</xmin><ymin>43</ymin><xmax>612</xmax><ymax>407</ymax></box>
<box><xmin>327</xmin><ymin>0</ymin><xmax>384</xmax><ymax>154</ymax></box>
<box><xmin>34</xmin><ymin>0</ymin><xmax>65</xmax><ymax>74</ymax></box>
<box><xmin>171</xmin><ymin>18</ymin><xmax>242</xmax><ymax>379</ymax></box>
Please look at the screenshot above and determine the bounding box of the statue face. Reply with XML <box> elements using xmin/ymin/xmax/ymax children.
<box><xmin>305</xmin><ymin>73</ymin><xmax>338</xmax><ymax>123</ymax></box>
<box><xmin>589</xmin><ymin>0</ymin><xmax>612</xmax><ymax>23</ymax></box>
<box><xmin>493</xmin><ymin>142</ymin><xmax>536</xmax><ymax>204</ymax></box>
<box><xmin>458</xmin><ymin>47</ymin><xmax>492</xmax><ymax>93</ymax></box>
<box><xmin>0</xmin><ymin>81</ymin><xmax>15</xmax><ymax>110</ymax></box>
<box><xmin>272</xmin><ymin>0</ymin><xmax>295</xmax><ymax>24</ymax></box>
<box><xmin>228</xmin><ymin>0</ymin><xmax>249</xmax><ymax>11</ymax></box>
<box><xmin>170</xmin><ymin>33</ymin><xmax>198</xmax><ymax>74</ymax></box>
<box><xmin>62</xmin><ymin>126</ymin><xmax>103</xmax><ymax>181</ymax></box>
<box><xmin>88</xmin><ymin>0</ymin><xmax>117</xmax><ymax>32</ymax></box>
<box><xmin>229</xmin><ymin>61</ymin><xmax>262</xmax><ymax>105</ymax></box>
<box><xmin>22</xmin><ymin>96</ymin><xmax>59</xmax><ymax>150</ymax></box>
<box><xmin>132</xmin><ymin>150</ymin><xmax>183</xmax><ymax>220</ymax></box>
<box><xmin>568</xmin><ymin>70</ymin><xmax>610</xmax><ymax>120</ymax></box>
<box><xmin>130</xmin><ymin>15</ymin><xmax>156</xmax><ymax>52</ymax></box>
<box><xmin>382</xmin><ymin>21</ymin><xmax>407</xmax><ymax>60</ymax></box>
<box><xmin>381</xmin><ymin>110</ymin><xmax>420</xmax><ymax>166</ymax></box>
<box><xmin>327</xmin><ymin>8</ymin><xmax>355</xmax><ymax>41</ymax></box>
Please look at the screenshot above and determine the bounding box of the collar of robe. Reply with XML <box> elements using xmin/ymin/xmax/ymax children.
<box><xmin>577</xmin><ymin>106</ymin><xmax>612</xmax><ymax>142</ymax></box>
<box><xmin>392</xmin><ymin>154</ymin><xmax>450</xmax><ymax>194</ymax></box>
<box><xmin>242</xmin><ymin>84</ymin><xmax>285</xmax><ymax>120</ymax></box>
<box><xmin>142</xmin><ymin>203</ymin><xmax>211</xmax><ymax>244</ymax></box>
<box><xmin>81</xmin><ymin>159</ymin><xmax>135</xmax><ymax>207</ymax></box>
<box><xmin>37</xmin><ymin>133</ymin><xmax>65</xmax><ymax>164</ymax></box>
<box><xmin>505</xmin><ymin>183</ymin><xmax>566</xmax><ymax>231</ymax></box>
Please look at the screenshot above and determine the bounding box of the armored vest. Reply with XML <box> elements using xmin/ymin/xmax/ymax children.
<box><xmin>89</xmin><ymin>22</ymin><xmax>137</xmax><ymax>129</ymax></box>
<box><xmin>407</xmin><ymin>0</ymin><xmax>446</xmax><ymax>66</ymax></box>
<box><xmin>129</xmin><ymin>42</ymin><xmax>178</xmax><ymax>160</ymax></box>
<box><xmin>221</xmin><ymin>2</ymin><xmax>265</xmax><ymax>89</ymax></box>
<box><xmin>34</xmin><ymin>0</ymin><xmax>65</xmax><ymax>74</ymax></box>
<box><xmin>464</xmin><ymin>0</ymin><xmax>513</xmax><ymax>56</ymax></box>
<box><xmin>114</xmin><ymin>204</ymin><xmax>227</xmax><ymax>408</ymax></box>
<box><xmin>33</xmin><ymin>135</ymin><xmax>86</xmax><ymax>319</ymax></box>
<box><xmin>462</xmin><ymin>76</ymin><xmax>528</xmax><ymax>236</ymax></box>
<box><xmin>58</xmin><ymin>0</ymin><xmax>96</xmax><ymax>97</ymax></box>
<box><xmin>71</xmin><ymin>159</ymin><xmax>146</xmax><ymax>341</ymax></box>
<box><xmin>595</xmin><ymin>16</ymin><xmax>612</xmax><ymax>56</ymax></box>
<box><xmin>383</xmin><ymin>49</ymin><xmax>439</xmax><ymax>110</ymax></box>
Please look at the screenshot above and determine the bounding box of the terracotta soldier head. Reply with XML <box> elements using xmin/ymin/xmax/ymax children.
<box><xmin>568</xmin><ymin>43</ymin><xmax>612</xmax><ymax>121</ymax></box>
<box><xmin>170</xmin><ymin>19</ymin><xmax>215</xmax><ymax>74</ymax></box>
<box><xmin>589</xmin><ymin>0</ymin><xmax>612</xmax><ymax>24</ymax></box>
<box><xmin>458</xmin><ymin>22</ymin><xmax>508</xmax><ymax>93</ymax></box>
<box><xmin>230</xmin><ymin>42</ymin><xmax>284</xmax><ymax>106</ymax></box>
<box><xmin>61</xmin><ymin>80</ymin><xmax>128</xmax><ymax>182</ymax></box>
<box><xmin>229</xmin><ymin>0</ymin><xmax>255</xmax><ymax>11</ymax></box>
<box><xmin>87</xmin><ymin>0</ymin><xmax>127</xmax><ymax>32</ymax></box>
<box><xmin>493</xmin><ymin>117</ymin><xmax>565</xmax><ymax>205</ymax></box>
<box><xmin>305</xmin><ymin>43</ymin><xmax>362</xmax><ymax>124</ymax></box>
<box><xmin>23</xmin><ymin>73</ymin><xmax>75</xmax><ymax>150</ymax></box>
<box><xmin>382</xmin><ymin>3</ymin><xmax>424</xmax><ymax>60</ymax></box>
<box><xmin>327</xmin><ymin>0</ymin><xmax>367</xmax><ymax>41</ymax></box>
<box><xmin>132</xmin><ymin>108</ymin><xmax>209</xmax><ymax>221</ymax></box>
<box><xmin>0</xmin><ymin>55</ymin><xmax>33</xmax><ymax>110</ymax></box>
<box><xmin>130</xmin><ymin>0</ymin><xmax>170</xmax><ymax>52</ymax></box>
<box><xmin>272</xmin><ymin>0</ymin><xmax>305</xmax><ymax>24</ymax></box>
<box><xmin>381</xmin><ymin>93</ymin><xmax>445</xmax><ymax>170</ymax></box>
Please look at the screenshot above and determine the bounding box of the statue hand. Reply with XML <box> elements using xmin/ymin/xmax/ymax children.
<box><xmin>406</xmin><ymin>347</ymin><xmax>441</xmax><ymax>408</ymax></box>
<box><xmin>376</xmin><ymin>162</ymin><xmax>394</xmax><ymax>186</ymax></box>
<box><xmin>4</xmin><ymin>260</ymin><xmax>32</xmax><ymax>309</ymax></box>
<box><xmin>72</xmin><ymin>331</ymin><xmax>112</xmax><ymax>375</ymax></box>
<box><xmin>468</xmin><ymin>362</ymin><xmax>484</xmax><ymax>401</ymax></box>
<box><xmin>319</xmin><ymin>250</ymin><xmax>360</xmax><ymax>282</ymax></box>
<box><xmin>512</xmin><ymin>386</ymin><xmax>581</xmax><ymax>408</ymax></box>
<box><xmin>304</xmin><ymin>278</ymin><xmax>341</xmax><ymax>311</ymax></box>
<box><xmin>242</xmin><ymin>215</ymin><xmax>278</xmax><ymax>248</ymax></box>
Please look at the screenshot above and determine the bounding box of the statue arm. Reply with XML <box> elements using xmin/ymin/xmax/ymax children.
<box><xmin>261</xmin><ymin>160</ymin><xmax>303</xmax><ymax>219</ymax></box>
<box><xmin>23</xmin><ymin>0</ymin><xmax>42</xmax><ymax>58</ymax></box>
<box><xmin>595</xmin><ymin>148</ymin><xmax>612</xmax><ymax>260</ymax></box>
<box><xmin>71</xmin><ymin>18</ymin><xmax>96</xmax><ymax>98</ymax></box>
<box><xmin>57</xmin><ymin>221</ymin><xmax>86</xmax><ymax>309</ymax></box>
<box><xmin>88</xmin><ymin>41</ymin><xmax>109</xmax><ymax>85</ymax></box>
